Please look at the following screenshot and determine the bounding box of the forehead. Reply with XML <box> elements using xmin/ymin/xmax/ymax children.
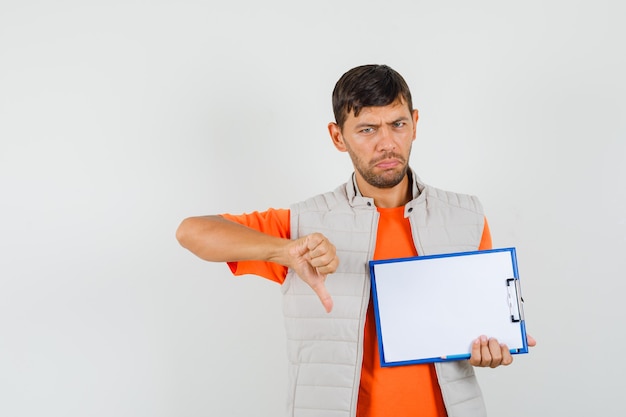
<box><xmin>347</xmin><ymin>99</ymin><xmax>411</xmax><ymax>124</ymax></box>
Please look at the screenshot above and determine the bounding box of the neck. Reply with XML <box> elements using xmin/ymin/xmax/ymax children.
<box><xmin>355</xmin><ymin>173</ymin><xmax>413</xmax><ymax>208</ymax></box>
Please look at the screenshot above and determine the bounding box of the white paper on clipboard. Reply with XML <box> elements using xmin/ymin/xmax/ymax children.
<box><xmin>369</xmin><ymin>247</ymin><xmax>528</xmax><ymax>366</ymax></box>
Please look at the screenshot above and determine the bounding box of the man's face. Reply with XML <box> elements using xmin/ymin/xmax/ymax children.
<box><xmin>329</xmin><ymin>99</ymin><xmax>418</xmax><ymax>189</ymax></box>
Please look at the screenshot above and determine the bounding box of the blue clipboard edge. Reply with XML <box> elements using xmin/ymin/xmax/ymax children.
<box><xmin>369</xmin><ymin>247</ymin><xmax>529</xmax><ymax>367</ymax></box>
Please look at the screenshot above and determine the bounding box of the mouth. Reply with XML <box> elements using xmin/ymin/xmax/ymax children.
<box><xmin>374</xmin><ymin>158</ymin><xmax>402</xmax><ymax>170</ymax></box>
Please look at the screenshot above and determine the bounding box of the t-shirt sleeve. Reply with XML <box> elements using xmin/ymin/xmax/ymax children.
<box><xmin>478</xmin><ymin>217</ymin><xmax>493</xmax><ymax>250</ymax></box>
<box><xmin>220</xmin><ymin>208</ymin><xmax>290</xmax><ymax>284</ymax></box>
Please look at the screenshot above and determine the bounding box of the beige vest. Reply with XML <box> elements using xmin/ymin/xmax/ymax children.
<box><xmin>283</xmin><ymin>170</ymin><xmax>487</xmax><ymax>417</ymax></box>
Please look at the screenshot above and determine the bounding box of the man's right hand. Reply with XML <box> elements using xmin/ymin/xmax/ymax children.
<box><xmin>176</xmin><ymin>216</ymin><xmax>339</xmax><ymax>312</ymax></box>
<box><xmin>286</xmin><ymin>233</ymin><xmax>339</xmax><ymax>313</ymax></box>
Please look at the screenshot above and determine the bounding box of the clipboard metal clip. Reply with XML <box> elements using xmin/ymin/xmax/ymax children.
<box><xmin>506</xmin><ymin>278</ymin><xmax>525</xmax><ymax>323</ymax></box>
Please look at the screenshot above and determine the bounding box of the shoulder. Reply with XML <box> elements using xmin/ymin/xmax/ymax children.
<box><xmin>421</xmin><ymin>183</ymin><xmax>484</xmax><ymax>215</ymax></box>
<box><xmin>290</xmin><ymin>183</ymin><xmax>350</xmax><ymax>213</ymax></box>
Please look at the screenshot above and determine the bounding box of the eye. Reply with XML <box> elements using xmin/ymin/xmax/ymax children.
<box><xmin>360</xmin><ymin>127</ymin><xmax>375</xmax><ymax>134</ymax></box>
<box><xmin>393</xmin><ymin>121</ymin><xmax>406</xmax><ymax>128</ymax></box>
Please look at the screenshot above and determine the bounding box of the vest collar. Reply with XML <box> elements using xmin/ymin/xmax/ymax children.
<box><xmin>405</xmin><ymin>169</ymin><xmax>427</xmax><ymax>217</ymax></box>
<box><xmin>346</xmin><ymin>173</ymin><xmax>375</xmax><ymax>208</ymax></box>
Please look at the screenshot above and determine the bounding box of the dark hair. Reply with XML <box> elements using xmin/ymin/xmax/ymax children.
<box><xmin>332</xmin><ymin>64</ymin><xmax>413</xmax><ymax>128</ymax></box>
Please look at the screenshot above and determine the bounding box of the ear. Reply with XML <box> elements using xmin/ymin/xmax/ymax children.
<box><xmin>411</xmin><ymin>109</ymin><xmax>419</xmax><ymax>141</ymax></box>
<box><xmin>328</xmin><ymin>122</ymin><xmax>348</xmax><ymax>152</ymax></box>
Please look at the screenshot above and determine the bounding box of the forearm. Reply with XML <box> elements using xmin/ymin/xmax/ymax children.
<box><xmin>176</xmin><ymin>215</ymin><xmax>290</xmax><ymax>265</ymax></box>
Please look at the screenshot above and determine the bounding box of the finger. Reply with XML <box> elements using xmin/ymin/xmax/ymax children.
<box><xmin>527</xmin><ymin>334</ymin><xmax>537</xmax><ymax>347</ymax></box>
<box><xmin>469</xmin><ymin>338</ymin><xmax>482</xmax><ymax>366</ymax></box>
<box><xmin>305</xmin><ymin>233</ymin><xmax>326</xmax><ymax>253</ymax></box>
<box><xmin>479</xmin><ymin>335</ymin><xmax>492</xmax><ymax>367</ymax></box>
<box><xmin>487</xmin><ymin>338</ymin><xmax>503</xmax><ymax>368</ymax></box>
<box><xmin>314</xmin><ymin>256</ymin><xmax>340</xmax><ymax>275</ymax></box>
<box><xmin>305</xmin><ymin>237</ymin><xmax>339</xmax><ymax>274</ymax></box>
<box><xmin>306</xmin><ymin>235</ymin><xmax>335</xmax><ymax>260</ymax></box>
<box><xmin>469</xmin><ymin>335</ymin><xmax>490</xmax><ymax>366</ymax></box>
<box><xmin>500</xmin><ymin>343</ymin><xmax>513</xmax><ymax>366</ymax></box>
<box><xmin>309</xmin><ymin>280</ymin><xmax>334</xmax><ymax>313</ymax></box>
<box><xmin>308</xmin><ymin>251</ymin><xmax>335</xmax><ymax>268</ymax></box>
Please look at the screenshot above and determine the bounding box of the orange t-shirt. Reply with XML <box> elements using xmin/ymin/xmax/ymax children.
<box><xmin>222</xmin><ymin>207</ymin><xmax>492</xmax><ymax>417</ymax></box>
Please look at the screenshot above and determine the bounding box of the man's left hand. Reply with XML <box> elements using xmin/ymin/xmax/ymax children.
<box><xmin>469</xmin><ymin>334</ymin><xmax>537</xmax><ymax>368</ymax></box>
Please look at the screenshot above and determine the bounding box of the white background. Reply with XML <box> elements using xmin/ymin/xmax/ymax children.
<box><xmin>1</xmin><ymin>1</ymin><xmax>624</xmax><ymax>416</ymax></box>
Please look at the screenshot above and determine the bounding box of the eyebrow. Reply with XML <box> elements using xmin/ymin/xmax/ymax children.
<box><xmin>354</xmin><ymin>122</ymin><xmax>378</xmax><ymax>130</ymax></box>
<box><xmin>354</xmin><ymin>117</ymin><xmax>411</xmax><ymax>130</ymax></box>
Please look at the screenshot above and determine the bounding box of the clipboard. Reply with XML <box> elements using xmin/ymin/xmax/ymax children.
<box><xmin>369</xmin><ymin>247</ymin><xmax>528</xmax><ymax>367</ymax></box>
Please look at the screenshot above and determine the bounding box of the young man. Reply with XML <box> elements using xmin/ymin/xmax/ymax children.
<box><xmin>176</xmin><ymin>64</ymin><xmax>535</xmax><ymax>417</ymax></box>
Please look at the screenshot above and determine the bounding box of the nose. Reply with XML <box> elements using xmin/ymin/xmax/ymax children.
<box><xmin>376</xmin><ymin>126</ymin><xmax>396</xmax><ymax>152</ymax></box>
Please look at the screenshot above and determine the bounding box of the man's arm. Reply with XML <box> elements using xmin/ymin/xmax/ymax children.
<box><xmin>176</xmin><ymin>215</ymin><xmax>290</xmax><ymax>264</ymax></box>
<box><xmin>176</xmin><ymin>215</ymin><xmax>339</xmax><ymax>312</ymax></box>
